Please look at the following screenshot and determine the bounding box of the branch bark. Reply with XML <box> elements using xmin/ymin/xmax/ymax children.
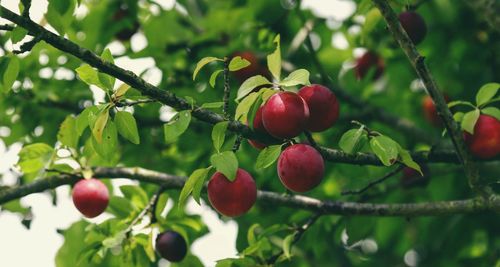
<box><xmin>370</xmin><ymin>0</ymin><xmax>490</xmax><ymax>196</ymax></box>
<box><xmin>0</xmin><ymin>167</ymin><xmax>499</xmax><ymax>217</ymax></box>
<box><xmin>0</xmin><ymin>6</ymin><xmax>481</xmax><ymax>168</ymax></box>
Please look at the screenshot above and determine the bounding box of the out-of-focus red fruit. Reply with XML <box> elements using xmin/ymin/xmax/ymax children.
<box><xmin>464</xmin><ymin>114</ymin><xmax>500</xmax><ymax>159</ymax></box>
<box><xmin>298</xmin><ymin>84</ymin><xmax>340</xmax><ymax>132</ymax></box>
<box><xmin>422</xmin><ymin>94</ymin><xmax>450</xmax><ymax>127</ymax></box>
<box><xmin>155</xmin><ymin>230</ymin><xmax>187</xmax><ymax>262</ymax></box>
<box><xmin>400</xmin><ymin>165</ymin><xmax>430</xmax><ymax>188</ymax></box>
<box><xmin>207</xmin><ymin>168</ymin><xmax>257</xmax><ymax>217</ymax></box>
<box><xmin>355</xmin><ymin>51</ymin><xmax>385</xmax><ymax>80</ymax></box>
<box><xmin>277</xmin><ymin>144</ymin><xmax>324</xmax><ymax>192</ymax></box>
<box><xmin>72</xmin><ymin>178</ymin><xmax>109</xmax><ymax>218</ymax></box>
<box><xmin>399</xmin><ymin>11</ymin><xmax>427</xmax><ymax>45</ymax></box>
<box><xmin>262</xmin><ymin>92</ymin><xmax>310</xmax><ymax>139</ymax></box>
<box><xmin>248</xmin><ymin>106</ymin><xmax>268</xmax><ymax>150</ymax></box>
<box><xmin>231</xmin><ymin>51</ymin><xmax>262</xmax><ymax>82</ymax></box>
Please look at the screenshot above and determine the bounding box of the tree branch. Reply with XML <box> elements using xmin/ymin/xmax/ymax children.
<box><xmin>296</xmin><ymin>9</ymin><xmax>435</xmax><ymax>144</ymax></box>
<box><xmin>0</xmin><ymin>6</ymin><xmax>496</xmax><ymax>171</ymax></box>
<box><xmin>266</xmin><ymin>212</ymin><xmax>322</xmax><ymax>265</ymax></box>
<box><xmin>341</xmin><ymin>165</ymin><xmax>404</xmax><ymax>195</ymax></box>
<box><xmin>370</xmin><ymin>0</ymin><xmax>489</xmax><ymax>196</ymax></box>
<box><xmin>0</xmin><ymin>167</ymin><xmax>499</xmax><ymax>216</ymax></box>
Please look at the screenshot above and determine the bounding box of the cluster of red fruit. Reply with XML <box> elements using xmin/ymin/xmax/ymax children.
<box><xmin>207</xmin><ymin>84</ymin><xmax>339</xmax><ymax>218</ymax></box>
<box><xmin>71</xmin><ymin>179</ymin><xmax>188</xmax><ymax>262</ymax></box>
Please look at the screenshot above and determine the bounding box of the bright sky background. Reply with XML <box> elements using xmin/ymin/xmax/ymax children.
<box><xmin>0</xmin><ymin>1</ymin><xmax>355</xmax><ymax>266</ymax></box>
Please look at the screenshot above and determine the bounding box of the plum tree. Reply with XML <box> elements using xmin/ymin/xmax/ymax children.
<box><xmin>262</xmin><ymin>92</ymin><xmax>310</xmax><ymax>139</ymax></box>
<box><xmin>399</xmin><ymin>11</ymin><xmax>427</xmax><ymax>45</ymax></box>
<box><xmin>71</xmin><ymin>179</ymin><xmax>109</xmax><ymax>218</ymax></box>
<box><xmin>277</xmin><ymin>144</ymin><xmax>324</xmax><ymax>192</ymax></box>
<box><xmin>355</xmin><ymin>51</ymin><xmax>385</xmax><ymax>80</ymax></box>
<box><xmin>155</xmin><ymin>230</ymin><xmax>187</xmax><ymax>262</ymax></box>
<box><xmin>464</xmin><ymin>114</ymin><xmax>500</xmax><ymax>159</ymax></box>
<box><xmin>298</xmin><ymin>84</ymin><xmax>340</xmax><ymax>132</ymax></box>
<box><xmin>207</xmin><ymin>168</ymin><xmax>257</xmax><ymax>217</ymax></box>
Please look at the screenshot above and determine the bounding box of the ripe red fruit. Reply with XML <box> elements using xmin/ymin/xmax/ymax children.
<box><xmin>422</xmin><ymin>94</ymin><xmax>450</xmax><ymax>127</ymax></box>
<box><xmin>72</xmin><ymin>179</ymin><xmax>109</xmax><ymax>218</ymax></box>
<box><xmin>207</xmin><ymin>168</ymin><xmax>257</xmax><ymax>217</ymax></box>
<box><xmin>298</xmin><ymin>84</ymin><xmax>340</xmax><ymax>132</ymax></box>
<box><xmin>277</xmin><ymin>144</ymin><xmax>324</xmax><ymax>192</ymax></box>
<box><xmin>262</xmin><ymin>92</ymin><xmax>310</xmax><ymax>139</ymax></box>
<box><xmin>355</xmin><ymin>51</ymin><xmax>385</xmax><ymax>80</ymax></box>
<box><xmin>155</xmin><ymin>230</ymin><xmax>187</xmax><ymax>262</ymax></box>
<box><xmin>248</xmin><ymin>106</ymin><xmax>268</xmax><ymax>150</ymax></box>
<box><xmin>399</xmin><ymin>11</ymin><xmax>427</xmax><ymax>45</ymax></box>
<box><xmin>400</xmin><ymin>165</ymin><xmax>430</xmax><ymax>188</ymax></box>
<box><xmin>231</xmin><ymin>51</ymin><xmax>262</xmax><ymax>82</ymax></box>
<box><xmin>464</xmin><ymin>114</ymin><xmax>500</xmax><ymax>159</ymax></box>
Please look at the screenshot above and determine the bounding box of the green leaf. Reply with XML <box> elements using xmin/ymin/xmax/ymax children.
<box><xmin>397</xmin><ymin>145</ymin><xmax>422</xmax><ymax>175</ymax></box>
<box><xmin>235</xmin><ymin>91</ymin><xmax>261</xmax><ymax>122</ymax></box>
<box><xmin>461</xmin><ymin>109</ymin><xmax>480</xmax><ymax>134</ymax></box>
<box><xmin>247</xmin><ymin>224</ymin><xmax>260</xmax><ymax>245</ymax></box>
<box><xmin>113</xmin><ymin>83</ymin><xmax>130</xmax><ymax>99</ymax></box>
<box><xmin>369</xmin><ymin>135</ymin><xmax>399</xmax><ymax>166</ymax></box>
<box><xmin>92</xmin><ymin>106</ymin><xmax>110</xmax><ymax>143</ymax></box>
<box><xmin>120</xmin><ymin>185</ymin><xmax>148</xmax><ymax>209</ymax></box>
<box><xmin>453</xmin><ymin>112</ymin><xmax>465</xmax><ymax>123</ymax></box>
<box><xmin>279</xmin><ymin>69</ymin><xmax>310</xmax><ymax>87</ymax></box>
<box><xmin>17</xmin><ymin>143</ymin><xmax>54</xmax><ymax>179</ymax></box>
<box><xmin>228</xmin><ymin>56</ymin><xmax>251</xmax><ymax>71</ymax></box>
<box><xmin>447</xmin><ymin>100</ymin><xmax>475</xmax><ymax>109</ymax></box>
<box><xmin>115</xmin><ymin>111</ymin><xmax>140</xmax><ymax>144</ymax></box>
<box><xmin>255</xmin><ymin>145</ymin><xmax>282</xmax><ymax>170</ymax></box>
<box><xmin>193</xmin><ymin>57</ymin><xmax>222</xmax><ymax>80</ymax></box>
<box><xmin>247</xmin><ymin>94</ymin><xmax>263</xmax><ymax>130</ymax></box>
<box><xmin>210</xmin><ymin>151</ymin><xmax>238</xmax><ymax>181</ymax></box>
<box><xmin>481</xmin><ymin>107</ymin><xmax>500</xmax><ymax>120</ymax></box>
<box><xmin>50</xmin><ymin>0</ymin><xmax>72</xmax><ymax>15</ymax></box>
<box><xmin>179</xmin><ymin>167</ymin><xmax>211</xmax><ymax>207</ymax></box>
<box><xmin>3</xmin><ymin>56</ymin><xmax>20</xmax><ymax>93</ymax></box>
<box><xmin>209</xmin><ymin>69</ymin><xmax>223</xmax><ymax>88</ymax></box>
<box><xmin>11</xmin><ymin>26</ymin><xmax>28</xmax><ymax>44</ymax></box>
<box><xmin>108</xmin><ymin>196</ymin><xmax>135</xmax><ymax>218</ymax></box>
<box><xmin>57</xmin><ymin>115</ymin><xmax>79</xmax><ymax>149</ymax></box>
<box><xmin>55</xmin><ymin>221</ymin><xmax>92</xmax><ymax>267</ymax></box>
<box><xmin>75</xmin><ymin>106</ymin><xmax>96</xmax><ymax>136</ymax></box>
<box><xmin>476</xmin><ymin>83</ymin><xmax>500</xmax><ymax>107</ymax></box>
<box><xmin>339</xmin><ymin>127</ymin><xmax>368</xmax><ymax>154</ymax></box>
<box><xmin>201</xmin><ymin>102</ymin><xmax>224</xmax><ymax>109</ymax></box>
<box><xmin>236</xmin><ymin>75</ymin><xmax>271</xmax><ymax>101</ymax></box>
<box><xmin>283</xmin><ymin>234</ymin><xmax>295</xmax><ymax>259</ymax></box>
<box><xmin>164</xmin><ymin>110</ymin><xmax>192</xmax><ymax>143</ymax></box>
<box><xmin>267</xmin><ymin>35</ymin><xmax>281</xmax><ymax>81</ymax></box>
<box><xmin>76</xmin><ymin>64</ymin><xmax>109</xmax><ymax>91</ymax></box>
<box><xmin>212</xmin><ymin>121</ymin><xmax>229</xmax><ymax>152</ymax></box>
<box><xmin>91</xmin><ymin>121</ymin><xmax>118</xmax><ymax>160</ymax></box>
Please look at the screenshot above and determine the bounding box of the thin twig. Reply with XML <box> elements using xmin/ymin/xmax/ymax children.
<box><xmin>232</xmin><ymin>135</ymin><xmax>243</xmax><ymax>152</ymax></box>
<box><xmin>341</xmin><ymin>165</ymin><xmax>405</xmax><ymax>195</ymax></box>
<box><xmin>115</xmin><ymin>99</ymin><xmax>157</xmax><ymax>107</ymax></box>
<box><xmin>125</xmin><ymin>184</ymin><xmax>167</xmax><ymax>235</ymax></box>
<box><xmin>222</xmin><ymin>57</ymin><xmax>230</xmax><ymax>119</ymax></box>
<box><xmin>20</xmin><ymin>0</ymin><xmax>32</xmax><ymax>18</ymax></box>
<box><xmin>370</xmin><ymin>0</ymin><xmax>489</xmax><ymax>197</ymax></box>
<box><xmin>295</xmin><ymin>7</ymin><xmax>434</xmax><ymax>144</ymax></box>
<box><xmin>266</xmin><ymin>213</ymin><xmax>322</xmax><ymax>265</ymax></box>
